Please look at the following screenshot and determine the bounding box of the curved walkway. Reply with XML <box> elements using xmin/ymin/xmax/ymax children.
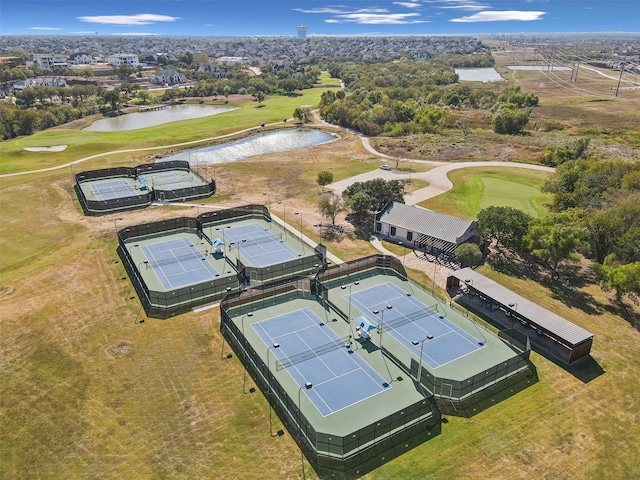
<box><xmin>327</xmin><ymin>161</ymin><xmax>554</xmax><ymax>205</ymax></box>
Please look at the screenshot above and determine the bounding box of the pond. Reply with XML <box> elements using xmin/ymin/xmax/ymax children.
<box><xmin>83</xmin><ymin>104</ymin><xmax>238</xmax><ymax>132</ymax></box>
<box><xmin>159</xmin><ymin>129</ymin><xmax>338</xmax><ymax>165</ymax></box>
<box><xmin>455</xmin><ymin>68</ymin><xmax>504</xmax><ymax>83</ymax></box>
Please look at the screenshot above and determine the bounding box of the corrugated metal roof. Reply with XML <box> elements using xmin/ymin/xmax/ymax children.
<box><xmin>451</xmin><ymin>268</ymin><xmax>593</xmax><ymax>346</ymax></box>
<box><xmin>376</xmin><ymin>202</ymin><xmax>476</xmax><ymax>244</ymax></box>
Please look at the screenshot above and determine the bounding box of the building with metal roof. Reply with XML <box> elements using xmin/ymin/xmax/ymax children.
<box><xmin>374</xmin><ymin>201</ymin><xmax>481</xmax><ymax>254</ymax></box>
<box><xmin>448</xmin><ymin>268</ymin><xmax>594</xmax><ymax>364</ymax></box>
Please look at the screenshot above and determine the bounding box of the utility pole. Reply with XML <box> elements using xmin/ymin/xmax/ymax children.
<box><xmin>574</xmin><ymin>60</ymin><xmax>580</xmax><ymax>82</ymax></box>
<box><xmin>570</xmin><ymin>62</ymin><xmax>575</xmax><ymax>82</ymax></box>
<box><xmin>615</xmin><ymin>70</ymin><xmax>623</xmax><ymax>97</ymax></box>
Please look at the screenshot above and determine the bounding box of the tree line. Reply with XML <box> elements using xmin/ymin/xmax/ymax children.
<box><xmin>476</xmin><ymin>155</ymin><xmax>640</xmax><ymax>302</ymax></box>
<box><xmin>318</xmin><ymin>60</ymin><xmax>538</xmax><ymax>136</ymax></box>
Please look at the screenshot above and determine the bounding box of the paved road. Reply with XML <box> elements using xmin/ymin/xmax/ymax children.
<box><xmin>328</xmin><ymin>161</ymin><xmax>555</xmax><ymax>205</ymax></box>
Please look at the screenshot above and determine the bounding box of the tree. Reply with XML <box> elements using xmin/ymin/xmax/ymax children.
<box><xmin>278</xmin><ymin>77</ymin><xmax>299</xmax><ymax>95</ymax></box>
<box><xmin>456</xmin><ymin>117</ymin><xmax>470</xmax><ymax>136</ymax></box>
<box><xmin>79</xmin><ymin>67</ymin><xmax>93</xmax><ymax>79</ymax></box>
<box><xmin>116</xmin><ymin>64</ymin><xmax>134</xmax><ymax>80</ymax></box>
<box><xmin>455</xmin><ymin>243</ymin><xmax>483</xmax><ymax>268</ymax></box>
<box><xmin>103</xmin><ymin>90</ymin><xmax>122</xmax><ymax>112</ymax></box>
<box><xmin>593</xmin><ymin>255</ymin><xmax>640</xmax><ymax>302</ymax></box>
<box><xmin>584</xmin><ymin>211</ymin><xmax>623</xmax><ymax>264</ymax></box>
<box><xmin>343</xmin><ymin>178</ymin><xmax>405</xmax><ymax>212</ymax></box>
<box><xmin>293</xmin><ymin>107</ymin><xmax>312</xmax><ymax>123</ymax></box>
<box><xmin>524</xmin><ymin>219</ymin><xmax>581</xmax><ymax>279</ymax></box>
<box><xmin>223</xmin><ymin>85</ymin><xmax>231</xmax><ymax>103</ymax></box>
<box><xmin>252</xmin><ymin>90</ymin><xmax>265</xmax><ymax>106</ymax></box>
<box><xmin>316</xmin><ymin>170</ymin><xmax>333</xmax><ymax>191</ymax></box>
<box><xmin>491</xmin><ymin>103</ymin><xmax>530</xmax><ymax>134</ymax></box>
<box><xmin>14</xmin><ymin>109</ymin><xmax>40</xmax><ymax>136</ymax></box>
<box><xmin>317</xmin><ymin>193</ymin><xmax>346</xmax><ymax>225</ymax></box>
<box><xmin>476</xmin><ymin>206</ymin><xmax>533</xmax><ymax>250</ymax></box>
<box><xmin>348</xmin><ymin>191</ymin><xmax>373</xmax><ymax>220</ymax></box>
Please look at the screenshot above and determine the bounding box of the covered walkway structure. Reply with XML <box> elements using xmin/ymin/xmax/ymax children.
<box><xmin>448</xmin><ymin>268</ymin><xmax>594</xmax><ymax>364</ymax></box>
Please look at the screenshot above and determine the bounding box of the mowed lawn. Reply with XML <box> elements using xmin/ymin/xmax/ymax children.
<box><xmin>418</xmin><ymin>167</ymin><xmax>553</xmax><ymax>219</ymax></box>
<box><xmin>0</xmin><ymin>86</ymin><xmax>339</xmax><ymax>175</ymax></box>
<box><xmin>1</xmin><ymin>97</ymin><xmax>640</xmax><ymax>479</ymax></box>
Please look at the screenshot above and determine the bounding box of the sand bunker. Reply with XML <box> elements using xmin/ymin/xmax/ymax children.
<box><xmin>24</xmin><ymin>145</ymin><xmax>68</xmax><ymax>152</ymax></box>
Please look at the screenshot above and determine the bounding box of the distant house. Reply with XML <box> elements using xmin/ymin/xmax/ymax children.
<box><xmin>149</xmin><ymin>68</ymin><xmax>187</xmax><ymax>86</ymax></box>
<box><xmin>269</xmin><ymin>59</ymin><xmax>292</xmax><ymax>71</ymax></box>
<box><xmin>374</xmin><ymin>201</ymin><xmax>481</xmax><ymax>255</ymax></box>
<box><xmin>11</xmin><ymin>77</ymin><xmax>67</xmax><ymax>92</ymax></box>
<box><xmin>196</xmin><ymin>64</ymin><xmax>228</xmax><ymax>79</ymax></box>
<box><xmin>68</xmin><ymin>54</ymin><xmax>99</xmax><ymax>65</ymax></box>
<box><xmin>27</xmin><ymin>54</ymin><xmax>67</xmax><ymax>70</ymax></box>
<box><xmin>107</xmin><ymin>54</ymin><xmax>139</xmax><ymax>68</ymax></box>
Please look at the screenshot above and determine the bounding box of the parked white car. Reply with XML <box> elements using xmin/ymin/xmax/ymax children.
<box><xmin>380</xmin><ymin>165</ymin><xmax>391</xmax><ymax>171</ymax></box>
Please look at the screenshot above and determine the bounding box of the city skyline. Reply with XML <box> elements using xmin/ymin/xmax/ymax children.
<box><xmin>1</xmin><ymin>0</ymin><xmax>637</xmax><ymax>37</ymax></box>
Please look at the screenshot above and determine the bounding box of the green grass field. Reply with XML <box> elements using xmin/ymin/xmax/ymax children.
<box><xmin>0</xmin><ymin>87</ymin><xmax>337</xmax><ymax>175</ymax></box>
<box><xmin>1</xmin><ymin>80</ymin><xmax>639</xmax><ymax>480</ymax></box>
<box><xmin>418</xmin><ymin>167</ymin><xmax>553</xmax><ymax>219</ymax></box>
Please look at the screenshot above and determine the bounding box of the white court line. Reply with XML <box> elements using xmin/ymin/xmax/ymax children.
<box><xmin>141</xmin><ymin>245</ymin><xmax>172</xmax><ymax>288</ymax></box>
<box><xmin>256</xmin><ymin>307</ymin><xmax>384</xmax><ymax>415</ymax></box>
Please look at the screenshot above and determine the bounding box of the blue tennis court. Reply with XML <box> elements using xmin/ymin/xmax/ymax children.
<box><xmin>145</xmin><ymin>171</ymin><xmax>194</xmax><ymax>190</ymax></box>
<box><xmin>252</xmin><ymin>308</ymin><xmax>391</xmax><ymax>416</ymax></box>
<box><xmin>349</xmin><ymin>282</ymin><xmax>484</xmax><ymax>369</ymax></box>
<box><xmin>222</xmin><ymin>223</ymin><xmax>301</xmax><ymax>267</ymax></box>
<box><xmin>91</xmin><ymin>179</ymin><xmax>138</xmax><ymax>201</ymax></box>
<box><xmin>140</xmin><ymin>237</ymin><xmax>220</xmax><ymax>289</ymax></box>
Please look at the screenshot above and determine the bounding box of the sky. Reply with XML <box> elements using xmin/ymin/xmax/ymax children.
<box><xmin>0</xmin><ymin>0</ymin><xmax>637</xmax><ymax>37</ymax></box>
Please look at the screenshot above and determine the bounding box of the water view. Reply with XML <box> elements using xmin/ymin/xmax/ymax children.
<box><xmin>159</xmin><ymin>129</ymin><xmax>338</xmax><ymax>165</ymax></box>
<box><xmin>455</xmin><ymin>68</ymin><xmax>504</xmax><ymax>82</ymax></box>
<box><xmin>83</xmin><ymin>104</ymin><xmax>238</xmax><ymax>132</ymax></box>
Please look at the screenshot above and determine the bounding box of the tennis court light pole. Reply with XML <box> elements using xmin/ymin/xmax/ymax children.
<box><xmin>412</xmin><ymin>335</ymin><xmax>434</xmax><ymax>383</ymax></box>
<box><xmin>298</xmin><ymin>381</ymin><xmax>313</xmax><ymax>480</ymax></box>
<box><xmin>373</xmin><ymin>305</ymin><xmax>393</xmax><ymax>349</ymax></box>
<box><xmin>266</xmin><ymin>342</ymin><xmax>281</xmax><ymax>437</ymax></box>
<box><xmin>277</xmin><ymin>200</ymin><xmax>287</xmax><ymax>240</ymax></box>
<box><xmin>294</xmin><ymin>212</ymin><xmax>304</xmax><ymax>250</ymax></box>
<box><xmin>508</xmin><ymin>303</ymin><xmax>517</xmax><ymax>329</ymax></box>
<box><xmin>113</xmin><ymin>217</ymin><xmax>123</xmax><ymax>236</ymax></box>
<box><xmin>241</xmin><ymin>312</ymin><xmax>254</xmax><ymax>394</ymax></box>
<box><xmin>340</xmin><ymin>281</ymin><xmax>360</xmax><ymax>322</ymax></box>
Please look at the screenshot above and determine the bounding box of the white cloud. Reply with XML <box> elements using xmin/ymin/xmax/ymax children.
<box><xmin>393</xmin><ymin>2</ymin><xmax>422</xmax><ymax>8</ymax></box>
<box><xmin>295</xmin><ymin>5</ymin><xmax>426</xmax><ymax>24</ymax></box>
<box><xmin>294</xmin><ymin>7</ymin><xmax>388</xmax><ymax>14</ymax></box>
<box><xmin>423</xmin><ymin>0</ymin><xmax>489</xmax><ymax>11</ymax></box>
<box><xmin>27</xmin><ymin>26</ymin><xmax>63</xmax><ymax>31</ymax></box>
<box><xmin>330</xmin><ymin>13</ymin><xmax>426</xmax><ymax>24</ymax></box>
<box><xmin>451</xmin><ymin>10</ymin><xmax>547</xmax><ymax>22</ymax></box>
<box><xmin>77</xmin><ymin>14</ymin><xmax>179</xmax><ymax>26</ymax></box>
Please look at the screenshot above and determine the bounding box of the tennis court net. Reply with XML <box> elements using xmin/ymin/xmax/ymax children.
<box><xmin>145</xmin><ymin>250</ymin><xmax>206</xmax><ymax>269</ymax></box>
<box><xmin>95</xmin><ymin>184</ymin><xmax>138</xmax><ymax>195</ymax></box>
<box><xmin>231</xmin><ymin>233</ymin><xmax>282</xmax><ymax>249</ymax></box>
<box><xmin>275</xmin><ymin>335</ymin><xmax>353</xmax><ymax>371</ymax></box>
<box><xmin>381</xmin><ymin>305</ymin><xmax>440</xmax><ymax>333</ymax></box>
